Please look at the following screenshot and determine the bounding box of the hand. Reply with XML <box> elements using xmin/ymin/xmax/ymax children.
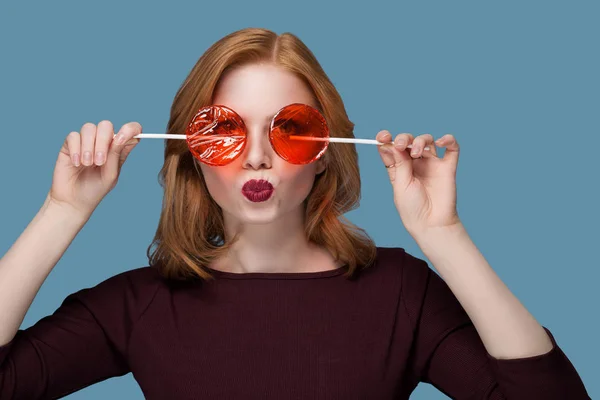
<box><xmin>47</xmin><ymin>120</ymin><xmax>141</xmax><ymax>218</ymax></box>
<box><xmin>376</xmin><ymin>131</ymin><xmax>462</xmax><ymax>236</ymax></box>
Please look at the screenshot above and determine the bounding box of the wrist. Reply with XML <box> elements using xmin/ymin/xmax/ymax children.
<box><xmin>411</xmin><ymin>221</ymin><xmax>467</xmax><ymax>246</ymax></box>
<box><xmin>42</xmin><ymin>194</ymin><xmax>91</xmax><ymax>226</ymax></box>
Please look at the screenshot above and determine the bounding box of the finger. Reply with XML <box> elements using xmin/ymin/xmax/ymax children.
<box><xmin>64</xmin><ymin>131</ymin><xmax>81</xmax><ymax>167</ymax></box>
<box><xmin>386</xmin><ymin>133</ymin><xmax>415</xmax><ymax>185</ymax></box>
<box><xmin>80</xmin><ymin>123</ymin><xmax>97</xmax><ymax>166</ymax></box>
<box><xmin>94</xmin><ymin>120</ymin><xmax>114</xmax><ymax>166</ymax></box>
<box><xmin>104</xmin><ymin>122</ymin><xmax>142</xmax><ymax>179</ymax></box>
<box><xmin>410</xmin><ymin>133</ymin><xmax>437</xmax><ymax>158</ymax></box>
<box><xmin>377</xmin><ymin>130</ymin><xmax>396</xmax><ymax>167</ymax></box>
<box><xmin>376</xmin><ymin>130</ymin><xmax>393</xmax><ymax>144</ymax></box>
<box><xmin>393</xmin><ymin>133</ymin><xmax>414</xmax><ymax>154</ymax></box>
<box><xmin>435</xmin><ymin>134</ymin><xmax>460</xmax><ymax>165</ymax></box>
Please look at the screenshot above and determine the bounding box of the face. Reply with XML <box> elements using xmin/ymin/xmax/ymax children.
<box><xmin>198</xmin><ymin>63</ymin><xmax>326</xmax><ymax>225</ymax></box>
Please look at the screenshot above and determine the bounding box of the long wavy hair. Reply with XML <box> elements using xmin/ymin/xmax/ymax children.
<box><xmin>147</xmin><ymin>28</ymin><xmax>377</xmax><ymax>281</ymax></box>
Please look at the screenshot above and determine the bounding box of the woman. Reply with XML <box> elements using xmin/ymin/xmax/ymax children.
<box><xmin>0</xmin><ymin>28</ymin><xmax>590</xmax><ymax>399</ymax></box>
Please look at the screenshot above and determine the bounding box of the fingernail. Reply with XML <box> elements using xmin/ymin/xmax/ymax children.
<box><xmin>116</xmin><ymin>133</ymin><xmax>126</xmax><ymax>145</ymax></box>
<box><xmin>72</xmin><ymin>153</ymin><xmax>80</xmax><ymax>167</ymax></box>
<box><xmin>83</xmin><ymin>151</ymin><xmax>91</xmax><ymax>165</ymax></box>
<box><xmin>395</xmin><ymin>139</ymin><xmax>405</xmax><ymax>148</ymax></box>
<box><xmin>95</xmin><ymin>151</ymin><xmax>104</xmax><ymax>165</ymax></box>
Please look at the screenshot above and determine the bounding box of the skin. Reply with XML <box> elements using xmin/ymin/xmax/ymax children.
<box><xmin>374</xmin><ymin>127</ymin><xmax>555</xmax><ymax>360</ymax></box>
<box><xmin>199</xmin><ymin>63</ymin><xmax>342</xmax><ymax>274</ymax></box>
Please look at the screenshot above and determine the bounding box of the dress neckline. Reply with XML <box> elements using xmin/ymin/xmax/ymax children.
<box><xmin>204</xmin><ymin>264</ymin><xmax>347</xmax><ymax>280</ymax></box>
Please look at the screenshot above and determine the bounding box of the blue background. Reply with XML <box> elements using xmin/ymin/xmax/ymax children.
<box><xmin>0</xmin><ymin>1</ymin><xmax>597</xmax><ymax>398</ymax></box>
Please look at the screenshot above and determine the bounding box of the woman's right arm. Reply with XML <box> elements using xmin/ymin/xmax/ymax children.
<box><xmin>0</xmin><ymin>121</ymin><xmax>147</xmax><ymax>398</ymax></box>
<box><xmin>0</xmin><ymin>120</ymin><xmax>141</xmax><ymax>347</ymax></box>
<box><xmin>0</xmin><ymin>195</ymin><xmax>90</xmax><ymax>346</ymax></box>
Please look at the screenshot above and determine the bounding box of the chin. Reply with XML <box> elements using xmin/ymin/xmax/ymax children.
<box><xmin>234</xmin><ymin>208</ymin><xmax>282</xmax><ymax>225</ymax></box>
<box><xmin>216</xmin><ymin>197</ymin><xmax>279</xmax><ymax>223</ymax></box>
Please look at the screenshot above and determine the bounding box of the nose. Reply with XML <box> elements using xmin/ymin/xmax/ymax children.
<box><xmin>241</xmin><ymin>124</ymin><xmax>273</xmax><ymax>170</ymax></box>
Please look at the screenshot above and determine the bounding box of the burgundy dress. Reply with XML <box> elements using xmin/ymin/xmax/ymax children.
<box><xmin>0</xmin><ymin>247</ymin><xmax>590</xmax><ymax>399</ymax></box>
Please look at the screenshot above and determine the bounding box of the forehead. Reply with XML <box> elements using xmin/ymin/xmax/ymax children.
<box><xmin>212</xmin><ymin>63</ymin><xmax>318</xmax><ymax>121</ymax></box>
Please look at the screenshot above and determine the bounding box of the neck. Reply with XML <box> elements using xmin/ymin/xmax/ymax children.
<box><xmin>213</xmin><ymin>208</ymin><xmax>339</xmax><ymax>274</ymax></box>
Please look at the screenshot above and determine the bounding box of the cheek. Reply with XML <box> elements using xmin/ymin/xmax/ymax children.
<box><xmin>199</xmin><ymin>166</ymin><xmax>236</xmax><ymax>203</ymax></box>
<box><xmin>281</xmin><ymin>165</ymin><xmax>318</xmax><ymax>201</ymax></box>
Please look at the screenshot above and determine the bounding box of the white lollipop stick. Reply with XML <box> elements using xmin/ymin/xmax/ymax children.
<box><xmin>130</xmin><ymin>133</ymin><xmax>430</xmax><ymax>151</ymax></box>
<box><xmin>133</xmin><ymin>133</ymin><xmax>187</xmax><ymax>139</ymax></box>
<box><xmin>288</xmin><ymin>135</ymin><xmax>430</xmax><ymax>150</ymax></box>
<box><xmin>131</xmin><ymin>134</ymin><xmax>244</xmax><ymax>140</ymax></box>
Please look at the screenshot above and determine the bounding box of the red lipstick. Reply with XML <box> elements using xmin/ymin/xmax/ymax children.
<box><xmin>242</xmin><ymin>179</ymin><xmax>274</xmax><ymax>202</ymax></box>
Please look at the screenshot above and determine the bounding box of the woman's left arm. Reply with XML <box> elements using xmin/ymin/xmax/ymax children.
<box><xmin>377</xmin><ymin>130</ymin><xmax>558</xmax><ymax>359</ymax></box>
<box><xmin>376</xmin><ymin>130</ymin><xmax>590</xmax><ymax>398</ymax></box>
<box><xmin>413</xmin><ymin>222</ymin><xmax>553</xmax><ymax>360</ymax></box>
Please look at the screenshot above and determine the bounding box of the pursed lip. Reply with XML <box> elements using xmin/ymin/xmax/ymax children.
<box><xmin>242</xmin><ymin>179</ymin><xmax>274</xmax><ymax>192</ymax></box>
<box><xmin>241</xmin><ymin>179</ymin><xmax>274</xmax><ymax>203</ymax></box>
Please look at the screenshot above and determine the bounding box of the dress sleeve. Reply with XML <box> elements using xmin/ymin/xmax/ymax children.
<box><xmin>0</xmin><ymin>268</ymin><xmax>160</xmax><ymax>399</ymax></box>
<box><xmin>400</xmin><ymin>250</ymin><xmax>591</xmax><ymax>399</ymax></box>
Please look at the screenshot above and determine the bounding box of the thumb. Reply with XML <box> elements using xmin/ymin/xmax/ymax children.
<box><xmin>105</xmin><ymin>125</ymin><xmax>141</xmax><ymax>180</ymax></box>
<box><xmin>117</xmin><ymin>139</ymin><xmax>139</xmax><ymax>168</ymax></box>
